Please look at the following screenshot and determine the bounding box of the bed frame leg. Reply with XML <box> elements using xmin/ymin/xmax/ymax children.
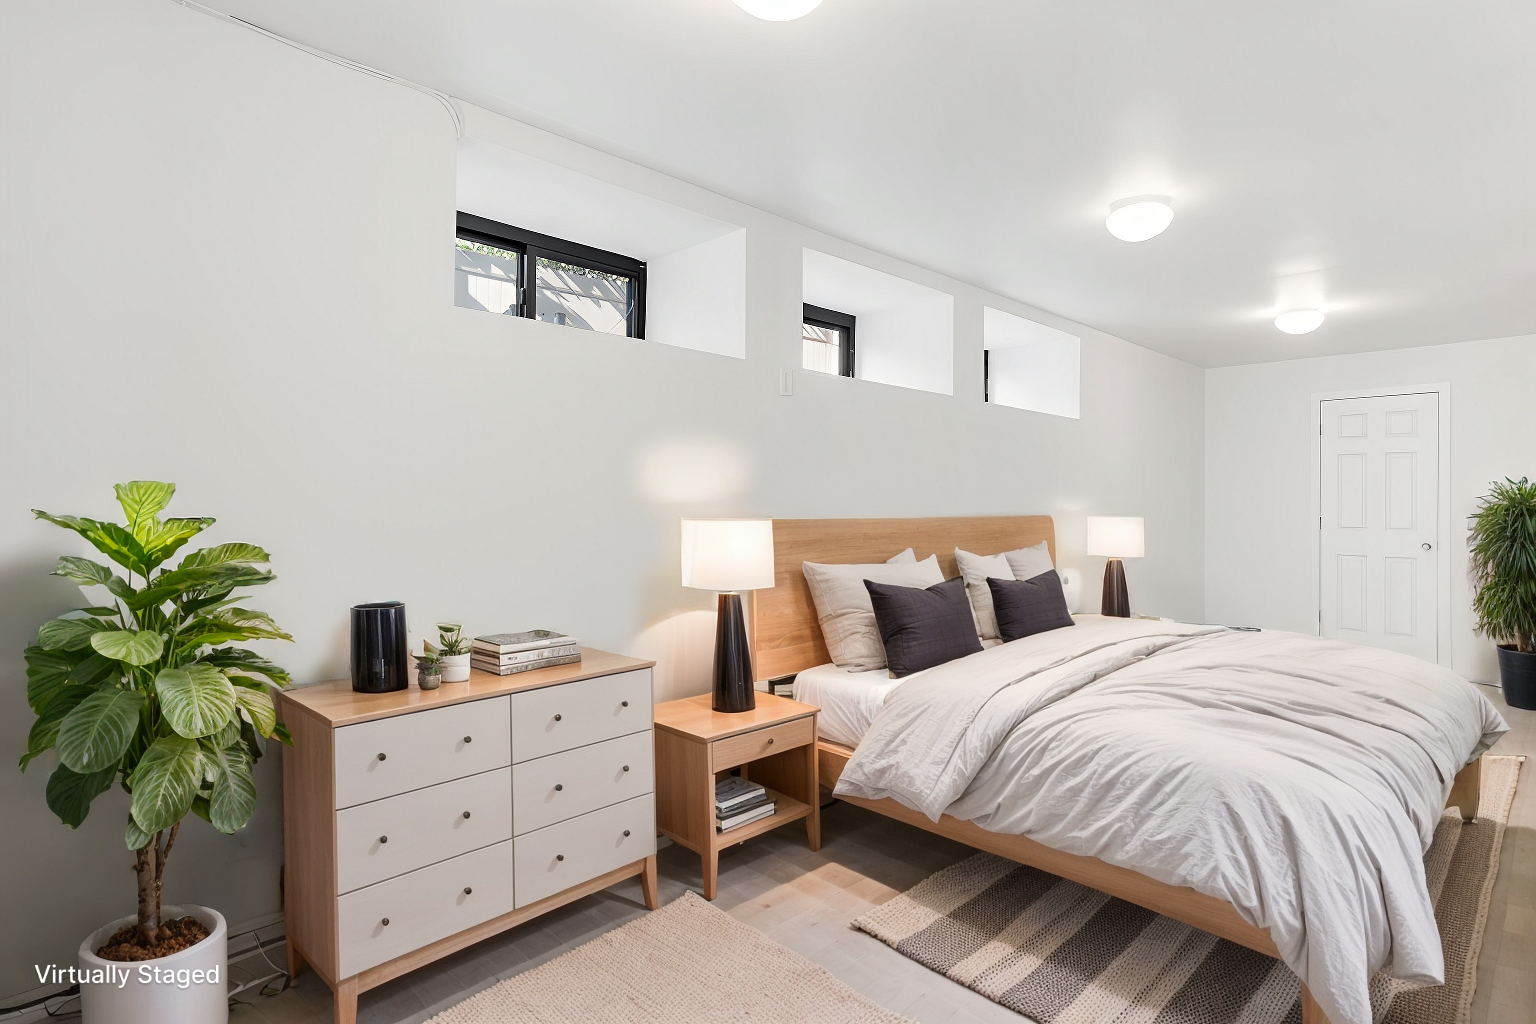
<box><xmin>1300</xmin><ymin>983</ymin><xmax>1331</xmax><ymax>1024</ymax></box>
<box><xmin>1449</xmin><ymin>756</ymin><xmax>1483</xmax><ymax>823</ymax></box>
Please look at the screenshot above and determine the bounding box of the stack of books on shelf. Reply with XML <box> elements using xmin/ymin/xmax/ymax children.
<box><xmin>715</xmin><ymin>776</ymin><xmax>775</xmax><ymax>833</ymax></box>
<box><xmin>471</xmin><ymin>630</ymin><xmax>581</xmax><ymax>676</ymax></box>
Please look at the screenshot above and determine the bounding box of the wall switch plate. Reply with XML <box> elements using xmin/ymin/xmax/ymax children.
<box><xmin>779</xmin><ymin>369</ymin><xmax>794</xmax><ymax>396</ymax></box>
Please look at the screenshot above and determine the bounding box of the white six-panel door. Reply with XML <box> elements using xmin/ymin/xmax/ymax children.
<box><xmin>1318</xmin><ymin>392</ymin><xmax>1439</xmax><ymax>662</ymax></box>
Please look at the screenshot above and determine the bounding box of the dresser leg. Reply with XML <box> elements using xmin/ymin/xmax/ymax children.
<box><xmin>1300</xmin><ymin>983</ymin><xmax>1331</xmax><ymax>1024</ymax></box>
<box><xmin>641</xmin><ymin>854</ymin><xmax>659</xmax><ymax>910</ymax></box>
<box><xmin>703</xmin><ymin>848</ymin><xmax>719</xmax><ymax>901</ymax></box>
<box><xmin>334</xmin><ymin>976</ymin><xmax>360</xmax><ymax>1024</ymax></box>
<box><xmin>284</xmin><ymin>939</ymin><xmax>306</xmax><ymax>981</ymax></box>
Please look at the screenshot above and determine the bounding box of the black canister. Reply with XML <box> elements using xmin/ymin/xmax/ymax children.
<box><xmin>350</xmin><ymin>602</ymin><xmax>409</xmax><ymax>693</ymax></box>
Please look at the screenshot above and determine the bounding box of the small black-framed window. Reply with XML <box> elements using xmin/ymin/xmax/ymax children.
<box><xmin>802</xmin><ymin>303</ymin><xmax>855</xmax><ymax>377</ymax></box>
<box><xmin>454</xmin><ymin>212</ymin><xmax>647</xmax><ymax>339</ymax></box>
<box><xmin>984</xmin><ymin>348</ymin><xmax>990</xmax><ymax>403</ymax></box>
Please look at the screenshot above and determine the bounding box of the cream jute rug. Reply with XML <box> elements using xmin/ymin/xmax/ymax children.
<box><xmin>428</xmin><ymin>890</ymin><xmax>914</xmax><ymax>1023</ymax></box>
<box><xmin>854</xmin><ymin>755</ymin><xmax>1523</xmax><ymax>1024</ymax></box>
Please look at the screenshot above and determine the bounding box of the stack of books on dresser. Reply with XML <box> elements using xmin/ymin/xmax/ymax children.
<box><xmin>471</xmin><ymin>630</ymin><xmax>581</xmax><ymax>676</ymax></box>
<box><xmin>715</xmin><ymin>776</ymin><xmax>775</xmax><ymax>833</ymax></box>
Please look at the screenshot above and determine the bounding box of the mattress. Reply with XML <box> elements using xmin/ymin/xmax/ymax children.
<box><xmin>791</xmin><ymin>662</ymin><xmax>906</xmax><ymax>747</ymax></box>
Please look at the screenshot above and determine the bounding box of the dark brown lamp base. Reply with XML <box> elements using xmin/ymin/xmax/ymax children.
<box><xmin>712</xmin><ymin>592</ymin><xmax>756</xmax><ymax>713</ymax></box>
<box><xmin>1101</xmin><ymin>559</ymin><xmax>1130</xmax><ymax>617</ymax></box>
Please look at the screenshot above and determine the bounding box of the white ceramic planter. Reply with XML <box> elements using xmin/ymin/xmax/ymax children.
<box><xmin>441</xmin><ymin>653</ymin><xmax>472</xmax><ymax>682</ymax></box>
<box><xmin>77</xmin><ymin>904</ymin><xmax>227</xmax><ymax>1024</ymax></box>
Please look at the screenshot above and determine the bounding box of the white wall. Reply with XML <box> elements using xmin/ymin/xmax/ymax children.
<box><xmin>0</xmin><ymin>0</ymin><xmax>1206</xmax><ymax>1000</ymax></box>
<box><xmin>1205</xmin><ymin>334</ymin><xmax>1536</xmax><ymax>684</ymax></box>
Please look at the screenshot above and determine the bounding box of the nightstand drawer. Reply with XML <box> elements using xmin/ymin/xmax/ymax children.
<box><xmin>335</xmin><ymin>768</ymin><xmax>512</xmax><ymax>894</ymax></box>
<box><xmin>512</xmin><ymin>731</ymin><xmax>654</xmax><ymax>836</ymax></box>
<box><xmin>711</xmin><ymin>716</ymin><xmax>815</xmax><ymax>772</ymax></box>
<box><xmin>513</xmin><ymin>794</ymin><xmax>655</xmax><ymax>908</ymax></box>
<box><xmin>334</xmin><ymin>697</ymin><xmax>511</xmax><ymax>809</ymax></box>
<box><xmin>336</xmin><ymin>840</ymin><xmax>514</xmax><ymax>979</ymax></box>
<box><xmin>511</xmin><ymin>670</ymin><xmax>651</xmax><ymax>763</ymax></box>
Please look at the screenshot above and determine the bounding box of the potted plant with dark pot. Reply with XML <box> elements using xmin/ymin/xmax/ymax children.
<box><xmin>1469</xmin><ymin>476</ymin><xmax>1536</xmax><ymax>710</ymax></box>
<box><xmin>20</xmin><ymin>482</ymin><xmax>292</xmax><ymax>1024</ymax></box>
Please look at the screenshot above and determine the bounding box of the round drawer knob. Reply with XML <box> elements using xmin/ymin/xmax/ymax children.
<box><xmin>623</xmin><ymin>830</ymin><xmax>631</xmax><ymax>837</ymax></box>
<box><xmin>766</xmin><ymin>738</ymin><xmax>775</xmax><ymax>746</ymax></box>
<box><xmin>379</xmin><ymin>835</ymin><xmax>388</xmax><ymax>844</ymax></box>
<box><xmin>623</xmin><ymin>765</ymin><xmax>630</xmax><ymax>772</ymax></box>
<box><xmin>463</xmin><ymin>887</ymin><xmax>473</xmax><ymax>895</ymax></box>
<box><xmin>556</xmin><ymin>854</ymin><xmax>565</xmax><ymax>862</ymax></box>
<box><xmin>553</xmin><ymin>713</ymin><xmax>563</xmax><ymax>722</ymax></box>
<box><xmin>377</xmin><ymin>752</ymin><xmax>387</xmax><ymax>761</ymax></box>
<box><xmin>554</xmin><ymin>784</ymin><xmax>564</xmax><ymax>791</ymax></box>
<box><xmin>464</xmin><ymin>735</ymin><xmax>473</xmax><ymax>743</ymax></box>
<box><xmin>621</xmin><ymin>700</ymin><xmax>629</xmax><ymax>707</ymax></box>
<box><xmin>381</xmin><ymin>918</ymin><xmax>390</xmax><ymax>927</ymax></box>
<box><xmin>462</xmin><ymin>811</ymin><xmax>472</xmax><ymax>819</ymax></box>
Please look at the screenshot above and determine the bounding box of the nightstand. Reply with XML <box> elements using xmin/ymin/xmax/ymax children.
<box><xmin>653</xmin><ymin>693</ymin><xmax>821</xmax><ymax>900</ymax></box>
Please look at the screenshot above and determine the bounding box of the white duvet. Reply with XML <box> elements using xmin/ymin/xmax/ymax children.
<box><xmin>834</xmin><ymin>618</ymin><xmax>1507</xmax><ymax>1024</ymax></box>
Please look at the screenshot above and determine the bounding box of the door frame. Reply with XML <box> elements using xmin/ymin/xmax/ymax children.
<box><xmin>1310</xmin><ymin>382</ymin><xmax>1452</xmax><ymax>667</ymax></box>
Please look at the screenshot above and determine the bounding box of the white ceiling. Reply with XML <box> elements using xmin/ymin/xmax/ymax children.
<box><xmin>202</xmin><ymin>0</ymin><xmax>1536</xmax><ymax>368</ymax></box>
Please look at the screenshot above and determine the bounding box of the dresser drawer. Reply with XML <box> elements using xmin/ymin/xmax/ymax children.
<box><xmin>711</xmin><ymin>715</ymin><xmax>815</xmax><ymax>772</ymax></box>
<box><xmin>334</xmin><ymin>697</ymin><xmax>511</xmax><ymax>809</ymax></box>
<box><xmin>511</xmin><ymin>670</ymin><xmax>651</xmax><ymax>763</ymax></box>
<box><xmin>512</xmin><ymin>731</ymin><xmax>653</xmax><ymax>836</ymax></box>
<box><xmin>336</xmin><ymin>768</ymin><xmax>512</xmax><ymax>894</ymax></box>
<box><xmin>513</xmin><ymin>794</ymin><xmax>655</xmax><ymax>908</ymax></box>
<box><xmin>336</xmin><ymin>840</ymin><xmax>514</xmax><ymax>978</ymax></box>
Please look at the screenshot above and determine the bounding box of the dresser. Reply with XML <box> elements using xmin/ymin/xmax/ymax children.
<box><xmin>276</xmin><ymin>650</ymin><xmax>657</xmax><ymax>1024</ymax></box>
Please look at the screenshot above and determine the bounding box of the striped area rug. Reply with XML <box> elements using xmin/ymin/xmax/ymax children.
<box><xmin>853</xmin><ymin>755</ymin><xmax>1522</xmax><ymax>1024</ymax></box>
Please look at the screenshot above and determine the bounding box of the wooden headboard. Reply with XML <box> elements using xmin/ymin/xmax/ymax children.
<box><xmin>751</xmin><ymin>516</ymin><xmax>1056</xmax><ymax>681</ymax></box>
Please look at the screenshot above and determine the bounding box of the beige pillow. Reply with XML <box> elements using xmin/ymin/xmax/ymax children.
<box><xmin>803</xmin><ymin>552</ymin><xmax>942</xmax><ymax>669</ymax></box>
<box><xmin>956</xmin><ymin>542</ymin><xmax>1056</xmax><ymax>640</ymax></box>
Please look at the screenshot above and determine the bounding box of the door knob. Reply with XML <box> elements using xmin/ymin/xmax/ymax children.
<box><xmin>1422</xmin><ymin>543</ymin><xmax>1432</xmax><ymax>551</ymax></box>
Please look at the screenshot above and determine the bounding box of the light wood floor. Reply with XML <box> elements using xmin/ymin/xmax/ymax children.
<box><xmin>231</xmin><ymin>682</ymin><xmax>1536</xmax><ymax>1024</ymax></box>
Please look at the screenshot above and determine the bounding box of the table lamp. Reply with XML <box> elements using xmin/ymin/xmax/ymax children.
<box><xmin>681</xmin><ymin>519</ymin><xmax>776</xmax><ymax>713</ymax></box>
<box><xmin>1086</xmin><ymin>516</ymin><xmax>1144</xmax><ymax>617</ymax></box>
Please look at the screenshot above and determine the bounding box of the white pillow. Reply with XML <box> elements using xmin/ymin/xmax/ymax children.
<box><xmin>955</xmin><ymin>541</ymin><xmax>1056</xmax><ymax>640</ymax></box>
<box><xmin>803</xmin><ymin>552</ymin><xmax>943</xmax><ymax>670</ymax></box>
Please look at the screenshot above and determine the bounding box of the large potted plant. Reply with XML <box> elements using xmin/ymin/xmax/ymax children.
<box><xmin>20</xmin><ymin>482</ymin><xmax>292</xmax><ymax>1024</ymax></box>
<box><xmin>1469</xmin><ymin>476</ymin><xmax>1536</xmax><ymax>710</ymax></box>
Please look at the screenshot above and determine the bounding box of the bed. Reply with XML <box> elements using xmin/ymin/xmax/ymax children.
<box><xmin>751</xmin><ymin>516</ymin><xmax>1505</xmax><ymax>1024</ymax></box>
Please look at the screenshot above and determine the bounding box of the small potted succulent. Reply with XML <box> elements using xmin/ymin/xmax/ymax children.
<box><xmin>1469</xmin><ymin>477</ymin><xmax>1536</xmax><ymax>710</ymax></box>
<box><xmin>428</xmin><ymin>622</ymin><xmax>472</xmax><ymax>682</ymax></box>
<box><xmin>414</xmin><ymin>652</ymin><xmax>443</xmax><ymax>690</ymax></box>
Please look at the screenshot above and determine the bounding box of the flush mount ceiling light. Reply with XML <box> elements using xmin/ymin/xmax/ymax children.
<box><xmin>1105</xmin><ymin>196</ymin><xmax>1174</xmax><ymax>242</ymax></box>
<box><xmin>733</xmin><ymin>0</ymin><xmax>823</xmax><ymax>19</ymax></box>
<box><xmin>1274</xmin><ymin>309</ymin><xmax>1325</xmax><ymax>334</ymax></box>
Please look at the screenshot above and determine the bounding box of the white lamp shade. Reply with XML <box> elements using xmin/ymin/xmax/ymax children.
<box><xmin>733</xmin><ymin>0</ymin><xmax>823</xmax><ymax>20</ymax></box>
<box><xmin>1085</xmin><ymin>517</ymin><xmax>1145</xmax><ymax>558</ymax></box>
<box><xmin>681</xmin><ymin>519</ymin><xmax>776</xmax><ymax>592</ymax></box>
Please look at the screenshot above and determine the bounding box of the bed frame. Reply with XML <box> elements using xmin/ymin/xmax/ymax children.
<box><xmin>751</xmin><ymin>515</ymin><xmax>1484</xmax><ymax>1024</ymax></box>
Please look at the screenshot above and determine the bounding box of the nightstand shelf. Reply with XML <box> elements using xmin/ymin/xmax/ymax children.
<box><xmin>653</xmin><ymin>693</ymin><xmax>821</xmax><ymax>899</ymax></box>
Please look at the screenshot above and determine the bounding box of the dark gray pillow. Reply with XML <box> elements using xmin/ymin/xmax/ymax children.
<box><xmin>987</xmin><ymin>571</ymin><xmax>1075</xmax><ymax>642</ymax></box>
<box><xmin>863</xmin><ymin>576</ymin><xmax>983</xmax><ymax>678</ymax></box>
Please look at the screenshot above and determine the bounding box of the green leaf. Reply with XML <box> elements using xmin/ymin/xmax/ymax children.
<box><xmin>125</xmin><ymin>817</ymin><xmax>154</xmax><ymax>852</ymax></box>
<box><xmin>77</xmin><ymin>606</ymin><xmax>122</xmax><ymax>617</ymax></box>
<box><xmin>46</xmin><ymin>765</ymin><xmax>116</xmax><ymax>828</ymax></box>
<box><xmin>207</xmin><ymin>745</ymin><xmax>256</xmax><ymax>833</ymax></box>
<box><xmin>178</xmin><ymin>543</ymin><xmax>271</xmax><ymax>570</ymax></box>
<box><xmin>207</xmin><ymin>649</ymin><xmax>292</xmax><ymax>687</ymax></box>
<box><xmin>272</xmin><ymin>721</ymin><xmax>293</xmax><ymax>746</ymax></box>
<box><xmin>38</xmin><ymin>617</ymin><xmax>116</xmax><ymax>652</ymax></box>
<box><xmin>128</xmin><ymin>564</ymin><xmax>274</xmax><ymax>612</ymax></box>
<box><xmin>20</xmin><ymin>685</ymin><xmax>95</xmax><ymax>770</ymax></box>
<box><xmin>25</xmin><ymin>646</ymin><xmax>84</xmax><ymax>713</ymax></box>
<box><xmin>232</xmin><ymin>680</ymin><xmax>278</xmax><ymax>738</ymax></box>
<box><xmin>90</xmin><ymin>629</ymin><xmax>165</xmax><ymax>666</ymax></box>
<box><xmin>114</xmin><ymin>481</ymin><xmax>177</xmax><ymax>536</ymax></box>
<box><xmin>56</xmin><ymin>688</ymin><xmax>146</xmax><ymax>773</ymax></box>
<box><xmin>178</xmin><ymin>607</ymin><xmax>293</xmax><ymax>650</ymax></box>
<box><xmin>68</xmin><ymin>652</ymin><xmax>120</xmax><ymax>687</ymax></box>
<box><xmin>50</xmin><ymin>555</ymin><xmax>114</xmax><ymax>586</ymax></box>
<box><xmin>139</xmin><ymin>517</ymin><xmax>215</xmax><ymax>569</ymax></box>
<box><xmin>155</xmin><ymin>664</ymin><xmax>236</xmax><ymax>738</ymax></box>
<box><xmin>34</xmin><ymin>513</ymin><xmax>155</xmax><ymax>576</ymax></box>
<box><xmin>129</xmin><ymin>736</ymin><xmax>202</xmax><ymax>833</ymax></box>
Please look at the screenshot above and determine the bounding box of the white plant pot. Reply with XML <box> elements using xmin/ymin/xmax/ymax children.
<box><xmin>441</xmin><ymin>653</ymin><xmax>472</xmax><ymax>682</ymax></box>
<box><xmin>77</xmin><ymin>904</ymin><xmax>227</xmax><ymax>1024</ymax></box>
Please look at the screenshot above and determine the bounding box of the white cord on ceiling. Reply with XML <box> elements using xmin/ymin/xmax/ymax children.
<box><xmin>171</xmin><ymin>0</ymin><xmax>464</xmax><ymax>138</ymax></box>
